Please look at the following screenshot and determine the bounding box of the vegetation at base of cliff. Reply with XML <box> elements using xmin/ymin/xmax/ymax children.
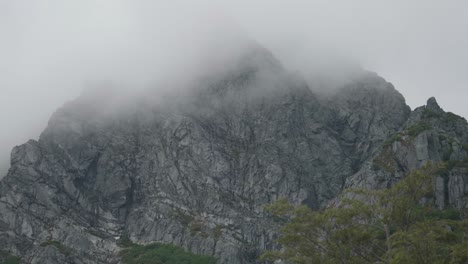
<box><xmin>0</xmin><ymin>251</ymin><xmax>21</xmax><ymax>264</ymax></box>
<box><xmin>39</xmin><ymin>240</ymin><xmax>73</xmax><ymax>256</ymax></box>
<box><xmin>119</xmin><ymin>239</ymin><xmax>216</xmax><ymax>264</ymax></box>
<box><xmin>262</xmin><ymin>163</ymin><xmax>468</xmax><ymax>264</ymax></box>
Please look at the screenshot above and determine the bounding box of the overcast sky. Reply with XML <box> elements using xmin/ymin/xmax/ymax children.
<box><xmin>1</xmin><ymin>0</ymin><xmax>467</xmax><ymax>174</ymax></box>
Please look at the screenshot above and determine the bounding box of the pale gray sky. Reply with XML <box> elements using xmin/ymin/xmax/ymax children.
<box><xmin>1</xmin><ymin>0</ymin><xmax>468</xmax><ymax>175</ymax></box>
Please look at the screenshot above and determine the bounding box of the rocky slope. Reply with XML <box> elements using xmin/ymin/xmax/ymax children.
<box><xmin>0</xmin><ymin>45</ymin><xmax>466</xmax><ymax>263</ymax></box>
<box><xmin>346</xmin><ymin>97</ymin><xmax>468</xmax><ymax>211</ymax></box>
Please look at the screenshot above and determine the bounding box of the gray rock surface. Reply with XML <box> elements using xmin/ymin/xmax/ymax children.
<box><xmin>345</xmin><ymin>97</ymin><xmax>468</xmax><ymax>211</ymax></box>
<box><xmin>1</xmin><ymin>46</ymin><xmax>464</xmax><ymax>263</ymax></box>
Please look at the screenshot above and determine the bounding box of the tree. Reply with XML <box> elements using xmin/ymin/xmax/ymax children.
<box><xmin>261</xmin><ymin>163</ymin><xmax>468</xmax><ymax>264</ymax></box>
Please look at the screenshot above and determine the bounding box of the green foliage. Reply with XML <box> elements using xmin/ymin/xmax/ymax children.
<box><xmin>445</xmin><ymin>112</ymin><xmax>465</xmax><ymax>123</ymax></box>
<box><xmin>383</xmin><ymin>134</ymin><xmax>402</xmax><ymax>146</ymax></box>
<box><xmin>439</xmin><ymin>134</ymin><xmax>449</xmax><ymax>141</ymax></box>
<box><xmin>0</xmin><ymin>251</ymin><xmax>21</xmax><ymax>264</ymax></box>
<box><xmin>388</xmin><ymin>220</ymin><xmax>464</xmax><ymax>264</ymax></box>
<box><xmin>405</xmin><ymin>122</ymin><xmax>432</xmax><ymax>137</ymax></box>
<box><xmin>462</xmin><ymin>143</ymin><xmax>468</xmax><ymax>153</ymax></box>
<box><xmin>40</xmin><ymin>240</ymin><xmax>73</xmax><ymax>256</ymax></box>
<box><xmin>442</xmin><ymin>145</ymin><xmax>454</xmax><ymax>161</ymax></box>
<box><xmin>424</xmin><ymin>207</ymin><xmax>461</xmax><ymax>221</ymax></box>
<box><xmin>213</xmin><ymin>225</ymin><xmax>224</xmax><ymax>239</ymax></box>
<box><xmin>120</xmin><ymin>241</ymin><xmax>216</xmax><ymax>264</ymax></box>
<box><xmin>264</xmin><ymin>197</ymin><xmax>294</xmax><ymax>216</ymax></box>
<box><xmin>117</xmin><ymin>235</ymin><xmax>134</xmax><ymax>248</ymax></box>
<box><xmin>189</xmin><ymin>221</ymin><xmax>203</xmax><ymax>234</ymax></box>
<box><xmin>373</xmin><ymin>147</ymin><xmax>396</xmax><ymax>173</ymax></box>
<box><xmin>171</xmin><ymin>209</ymin><xmax>194</xmax><ymax>225</ymax></box>
<box><xmin>262</xmin><ymin>163</ymin><xmax>468</xmax><ymax>264</ymax></box>
<box><xmin>423</xmin><ymin>108</ymin><xmax>443</xmax><ymax>119</ymax></box>
<box><xmin>438</xmin><ymin>160</ymin><xmax>468</xmax><ymax>176</ymax></box>
<box><xmin>423</xmin><ymin>108</ymin><xmax>466</xmax><ymax>123</ymax></box>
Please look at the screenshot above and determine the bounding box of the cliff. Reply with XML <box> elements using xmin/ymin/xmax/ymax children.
<box><xmin>1</xmin><ymin>46</ymin><xmax>466</xmax><ymax>263</ymax></box>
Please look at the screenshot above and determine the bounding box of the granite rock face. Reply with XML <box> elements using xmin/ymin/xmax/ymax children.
<box><xmin>0</xmin><ymin>46</ymin><xmax>465</xmax><ymax>263</ymax></box>
<box><xmin>346</xmin><ymin>97</ymin><xmax>468</xmax><ymax>211</ymax></box>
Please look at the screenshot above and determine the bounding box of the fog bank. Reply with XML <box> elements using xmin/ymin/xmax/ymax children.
<box><xmin>1</xmin><ymin>0</ymin><xmax>468</xmax><ymax>176</ymax></box>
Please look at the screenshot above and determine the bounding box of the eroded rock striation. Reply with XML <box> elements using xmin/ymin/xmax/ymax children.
<box><xmin>0</xmin><ymin>46</ymin><xmax>466</xmax><ymax>263</ymax></box>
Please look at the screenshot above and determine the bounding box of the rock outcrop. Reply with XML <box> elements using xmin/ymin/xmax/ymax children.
<box><xmin>0</xmin><ymin>45</ymin><xmax>466</xmax><ymax>263</ymax></box>
<box><xmin>346</xmin><ymin>97</ymin><xmax>468</xmax><ymax>211</ymax></box>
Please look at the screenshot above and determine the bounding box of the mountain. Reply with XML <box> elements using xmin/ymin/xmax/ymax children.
<box><xmin>0</xmin><ymin>45</ymin><xmax>467</xmax><ymax>264</ymax></box>
<box><xmin>345</xmin><ymin>96</ymin><xmax>468</xmax><ymax>209</ymax></box>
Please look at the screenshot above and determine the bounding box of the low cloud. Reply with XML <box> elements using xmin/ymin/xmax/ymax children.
<box><xmin>1</xmin><ymin>0</ymin><xmax>468</xmax><ymax>176</ymax></box>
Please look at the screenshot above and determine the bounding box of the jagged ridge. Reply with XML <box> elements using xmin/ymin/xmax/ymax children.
<box><xmin>1</xmin><ymin>46</ymin><xmax>464</xmax><ymax>264</ymax></box>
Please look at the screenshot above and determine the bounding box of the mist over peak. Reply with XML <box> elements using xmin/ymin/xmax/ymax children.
<box><xmin>1</xmin><ymin>1</ymin><xmax>468</xmax><ymax>177</ymax></box>
<box><xmin>2</xmin><ymin>2</ymin><xmax>468</xmax><ymax>263</ymax></box>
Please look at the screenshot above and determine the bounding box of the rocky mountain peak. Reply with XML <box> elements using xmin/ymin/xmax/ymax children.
<box><xmin>426</xmin><ymin>96</ymin><xmax>443</xmax><ymax>112</ymax></box>
<box><xmin>1</xmin><ymin>45</ymin><xmax>467</xmax><ymax>264</ymax></box>
<box><xmin>236</xmin><ymin>43</ymin><xmax>283</xmax><ymax>72</ymax></box>
<box><xmin>345</xmin><ymin>91</ymin><xmax>468</xmax><ymax>212</ymax></box>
